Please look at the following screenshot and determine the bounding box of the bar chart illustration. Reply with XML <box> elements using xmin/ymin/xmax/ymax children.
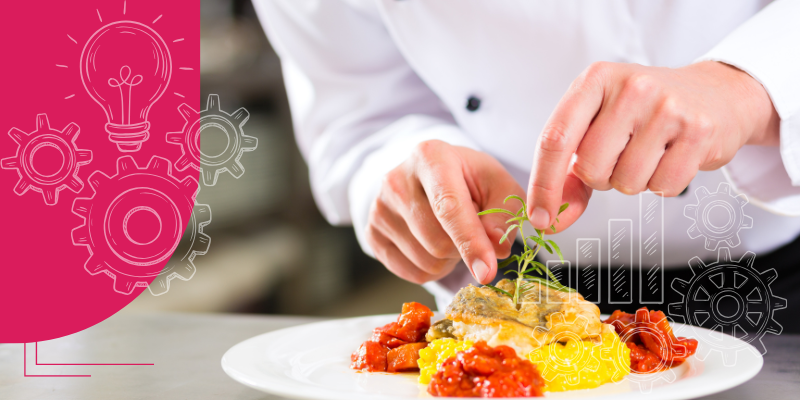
<box><xmin>576</xmin><ymin>238</ymin><xmax>601</xmax><ymax>304</ymax></box>
<box><xmin>568</xmin><ymin>192</ymin><xmax>666</xmax><ymax>305</ymax></box>
<box><xmin>608</xmin><ymin>219</ymin><xmax>633</xmax><ymax>304</ymax></box>
<box><xmin>640</xmin><ymin>192</ymin><xmax>664</xmax><ymax>304</ymax></box>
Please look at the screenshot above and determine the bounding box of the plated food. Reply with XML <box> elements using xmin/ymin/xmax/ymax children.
<box><xmin>349</xmin><ymin>197</ymin><xmax>698</xmax><ymax>397</ymax></box>
<box><xmin>222</xmin><ymin>304</ymin><xmax>761</xmax><ymax>400</ymax></box>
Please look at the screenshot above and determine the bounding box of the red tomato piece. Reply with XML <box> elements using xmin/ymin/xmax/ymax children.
<box><xmin>428</xmin><ymin>341</ymin><xmax>544</xmax><ymax>398</ymax></box>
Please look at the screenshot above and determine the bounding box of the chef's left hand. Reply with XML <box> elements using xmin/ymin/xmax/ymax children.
<box><xmin>526</xmin><ymin>61</ymin><xmax>780</xmax><ymax>231</ymax></box>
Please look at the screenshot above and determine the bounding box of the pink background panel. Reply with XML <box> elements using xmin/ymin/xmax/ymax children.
<box><xmin>0</xmin><ymin>0</ymin><xmax>200</xmax><ymax>343</ymax></box>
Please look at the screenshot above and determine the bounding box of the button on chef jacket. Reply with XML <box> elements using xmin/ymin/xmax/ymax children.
<box><xmin>255</xmin><ymin>0</ymin><xmax>800</xmax><ymax>308</ymax></box>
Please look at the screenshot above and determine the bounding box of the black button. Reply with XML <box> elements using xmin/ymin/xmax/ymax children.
<box><xmin>466</xmin><ymin>96</ymin><xmax>481</xmax><ymax>112</ymax></box>
<box><xmin>679</xmin><ymin>186</ymin><xmax>689</xmax><ymax>197</ymax></box>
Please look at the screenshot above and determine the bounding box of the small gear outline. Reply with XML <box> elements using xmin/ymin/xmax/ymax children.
<box><xmin>147</xmin><ymin>201</ymin><xmax>211</xmax><ymax>296</ymax></box>
<box><xmin>668</xmin><ymin>247</ymin><xmax>786</xmax><ymax>366</ymax></box>
<box><xmin>71</xmin><ymin>155</ymin><xmax>199</xmax><ymax>295</ymax></box>
<box><xmin>607</xmin><ymin>309</ymin><xmax>687</xmax><ymax>393</ymax></box>
<box><xmin>1</xmin><ymin>113</ymin><xmax>92</xmax><ymax>205</ymax></box>
<box><xmin>530</xmin><ymin>313</ymin><xmax>601</xmax><ymax>387</ymax></box>
<box><xmin>684</xmin><ymin>182</ymin><xmax>752</xmax><ymax>251</ymax></box>
<box><xmin>167</xmin><ymin>94</ymin><xmax>258</xmax><ymax>186</ymax></box>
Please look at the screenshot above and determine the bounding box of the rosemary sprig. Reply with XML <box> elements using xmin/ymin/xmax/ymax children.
<box><xmin>478</xmin><ymin>196</ymin><xmax>574</xmax><ymax>305</ymax></box>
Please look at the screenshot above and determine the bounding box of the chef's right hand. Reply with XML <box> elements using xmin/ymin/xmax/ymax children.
<box><xmin>364</xmin><ymin>140</ymin><xmax>525</xmax><ymax>285</ymax></box>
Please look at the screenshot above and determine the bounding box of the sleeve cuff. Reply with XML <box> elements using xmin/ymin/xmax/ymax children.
<box><xmin>348</xmin><ymin>115</ymin><xmax>479</xmax><ymax>257</ymax></box>
<box><xmin>694</xmin><ymin>0</ymin><xmax>800</xmax><ymax>215</ymax></box>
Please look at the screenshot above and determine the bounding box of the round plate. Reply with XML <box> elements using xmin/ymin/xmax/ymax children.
<box><xmin>221</xmin><ymin>313</ymin><xmax>763</xmax><ymax>399</ymax></box>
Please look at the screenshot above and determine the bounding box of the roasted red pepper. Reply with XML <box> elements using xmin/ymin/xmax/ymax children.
<box><xmin>604</xmin><ymin>307</ymin><xmax>699</xmax><ymax>374</ymax></box>
<box><xmin>387</xmin><ymin>342</ymin><xmax>428</xmax><ymax>372</ymax></box>
<box><xmin>350</xmin><ymin>340</ymin><xmax>388</xmax><ymax>372</ymax></box>
<box><xmin>385</xmin><ymin>302</ymin><xmax>434</xmax><ymax>343</ymax></box>
<box><xmin>351</xmin><ymin>302</ymin><xmax>434</xmax><ymax>373</ymax></box>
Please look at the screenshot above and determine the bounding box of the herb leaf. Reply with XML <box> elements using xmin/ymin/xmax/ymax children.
<box><xmin>478</xmin><ymin>208</ymin><xmax>516</xmax><ymax>216</ymax></box>
<box><xmin>477</xmin><ymin>199</ymin><xmax>574</xmax><ymax>304</ymax></box>
<box><xmin>485</xmin><ymin>284</ymin><xmax>513</xmax><ymax>298</ymax></box>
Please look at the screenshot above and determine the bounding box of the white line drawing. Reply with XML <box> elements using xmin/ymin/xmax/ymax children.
<box><xmin>148</xmin><ymin>201</ymin><xmax>211</xmax><ymax>296</ymax></box>
<box><xmin>71</xmin><ymin>156</ymin><xmax>199</xmax><ymax>295</ymax></box>
<box><xmin>545</xmin><ymin>260</ymin><xmax>570</xmax><ymax>304</ymax></box>
<box><xmin>576</xmin><ymin>238</ymin><xmax>601</xmax><ymax>304</ymax></box>
<box><xmin>529</xmin><ymin>313</ymin><xmax>600</xmax><ymax>386</ymax></box>
<box><xmin>608</xmin><ymin>219</ymin><xmax>633</xmax><ymax>304</ymax></box>
<box><xmin>1</xmin><ymin>114</ymin><xmax>92</xmax><ymax>205</ymax></box>
<box><xmin>80</xmin><ymin>21</ymin><xmax>172</xmax><ymax>152</ymax></box>
<box><xmin>640</xmin><ymin>192</ymin><xmax>664</xmax><ymax>304</ymax></box>
<box><xmin>609</xmin><ymin>310</ymin><xmax>687</xmax><ymax>393</ymax></box>
<box><xmin>668</xmin><ymin>247</ymin><xmax>786</xmax><ymax>366</ymax></box>
<box><xmin>684</xmin><ymin>183</ymin><xmax>752</xmax><ymax>251</ymax></box>
<box><xmin>167</xmin><ymin>94</ymin><xmax>258</xmax><ymax>186</ymax></box>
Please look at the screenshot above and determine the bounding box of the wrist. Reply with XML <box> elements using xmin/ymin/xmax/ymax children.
<box><xmin>707</xmin><ymin>61</ymin><xmax>780</xmax><ymax>146</ymax></box>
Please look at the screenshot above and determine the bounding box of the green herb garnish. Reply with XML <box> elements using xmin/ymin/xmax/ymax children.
<box><xmin>478</xmin><ymin>196</ymin><xmax>574</xmax><ymax>305</ymax></box>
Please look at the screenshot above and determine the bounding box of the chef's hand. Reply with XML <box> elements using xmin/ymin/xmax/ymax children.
<box><xmin>527</xmin><ymin>61</ymin><xmax>780</xmax><ymax>231</ymax></box>
<box><xmin>365</xmin><ymin>140</ymin><xmax>525</xmax><ymax>285</ymax></box>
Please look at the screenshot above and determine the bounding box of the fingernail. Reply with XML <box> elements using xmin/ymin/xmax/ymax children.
<box><xmin>530</xmin><ymin>207</ymin><xmax>550</xmax><ymax>229</ymax></box>
<box><xmin>471</xmin><ymin>259</ymin><xmax>490</xmax><ymax>283</ymax></box>
<box><xmin>494</xmin><ymin>228</ymin><xmax>506</xmax><ymax>240</ymax></box>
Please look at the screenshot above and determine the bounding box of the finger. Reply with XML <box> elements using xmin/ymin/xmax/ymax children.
<box><xmin>371</xmin><ymin>197</ymin><xmax>458</xmax><ymax>275</ymax></box>
<box><xmin>546</xmin><ymin>172</ymin><xmax>593</xmax><ymax>233</ymax></box>
<box><xmin>647</xmin><ymin>139</ymin><xmax>702</xmax><ymax>197</ymax></box>
<box><xmin>413</xmin><ymin>141</ymin><xmax>498</xmax><ymax>284</ymax></box>
<box><xmin>365</xmin><ymin>224</ymin><xmax>449</xmax><ymax>284</ymax></box>
<box><xmin>472</xmin><ymin>157</ymin><xmax>526</xmax><ymax>259</ymax></box>
<box><xmin>528</xmin><ymin>62</ymin><xmax>609</xmax><ymax>229</ymax></box>
<box><xmin>382</xmin><ymin>167</ymin><xmax>460</xmax><ymax>260</ymax></box>
<box><xmin>610</xmin><ymin>110</ymin><xmax>680</xmax><ymax>194</ymax></box>
<box><xmin>572</xmin><ymin>85</ymin><xmax>639</xmax><ymax>191</ymax></box>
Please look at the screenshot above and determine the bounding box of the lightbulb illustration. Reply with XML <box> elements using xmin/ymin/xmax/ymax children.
<box><xmin>80</xmin><ymin>21</ymin><xmax>172</xmax><ymax>152</ymax></box>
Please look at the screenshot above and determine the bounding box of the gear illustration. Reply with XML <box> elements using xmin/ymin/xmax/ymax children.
<box><xmin>669</xmin><ymin>247</ymin><xmax>786</xmax><ymax>366</ymax></box>
<box><xmin>684</xmin><ymin>182</ymin><xmax>752</xmax><ymax>250</ymax></box>
<box><xmin>167</xmin><ymin>94</ymin><xmax>258</xmax><ymax>186</ymax></box>
<box><xmin>71</xmin><ymin>156</ymin><xmax>199</xmax><ymax>295</ymax></box>
<box><xmin>607</xmin><ymin>310</ymin><xmax>686</xmax><ymax>393</ymax></box>
<box><xmin>1</xmin><ymin>114</ymin><xmax>92</xmax><ymax>205</ymax></box>
<box><xmin>530</xmin><ymin>313</ymin><xmax>601</xmax><ymax>387</ymax></box>
<box><xmin>148</xmin><ymin>201</ymin><xmax>211</xmax><ymax>296</ymax></box>
<box><xmin>598</xmin><ymin>330</ymin><xmax>629</xmax><ymax>383</ymax></box>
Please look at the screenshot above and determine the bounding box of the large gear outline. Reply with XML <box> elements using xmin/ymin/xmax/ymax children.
<box><xmin>684</xmin><ymin>182</ymin><xmax>752</xmax><ymax>251</ymax></box>
<box><xmin>606</xmin><ymin>309</ymin><xmax>688</xmax><ymax>393</ymax></box>
<box><xmin>668</xmin><ymin>247</ymin><xmax>786</xmax><ymax>366</ymax></box>
<box><xmin>167</xmin><ymin>94</ymin><xmax>258</xmax><ymax>186</ymax></box>
<box><xmin>598</xmin><ymin>326</ymin><xmax>629</xmax><ymax>383</ymax></box>
<box><xmin>1</xmin><ymin>114</ymin><xmax>92</xmax><ymax>205</ymax></box>
<box><xmin>530</xmin><ymin>313</ymin><xmax>601</xmax><ymax>387</ymax></box>
<box><xmin>71</xmin><ymin>156</ymin><xmax>199</xmax><ymax>295</ymax></box>
<box><xmin>148</xmin><ymin>201</ymin><xmax>211</xmax><ymax>296</ymax></box>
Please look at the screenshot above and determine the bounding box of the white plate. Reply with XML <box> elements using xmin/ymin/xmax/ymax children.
<box><xmin>222</xmin><ymin>313</ymin><xmax>763</xmax><ymax>399</ymax></box>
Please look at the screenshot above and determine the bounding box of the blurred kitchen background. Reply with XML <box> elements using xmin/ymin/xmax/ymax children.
<box><xmin>124</xmin><ymin>0</ymin><xmax>436</xmax><ymax>316</ymax></box>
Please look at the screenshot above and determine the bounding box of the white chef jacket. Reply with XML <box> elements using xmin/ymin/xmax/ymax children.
<box><xmin>255</xmin><ymin>0</ymin><xmax>800</xmax><ymax>307</ymax></box>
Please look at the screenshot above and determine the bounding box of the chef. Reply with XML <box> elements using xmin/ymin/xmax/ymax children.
<box><xmin>255</xmin><ymin>0</ymin><xmax>800</xmax><ymax>332</ymax></box>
